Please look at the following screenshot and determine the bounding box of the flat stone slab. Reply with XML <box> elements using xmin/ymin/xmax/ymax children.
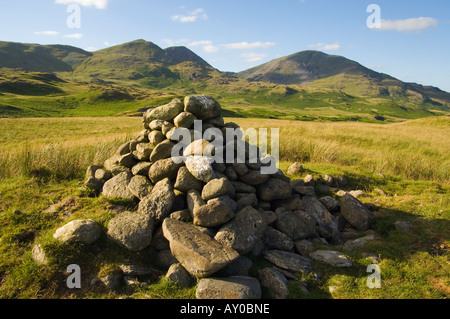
<box><xmin>309</xmin><ymin>250</ymin><xmax>353</xmax><ymax>268</ymax></box>
<box><xmin>196</xmin><ymin>276</ymin><xmax>261</xmax><ymax>299</ymax></box>
<box><xmin>263</xmin><ymin>250</ymin><xmax>312</xmax><ymax>273</ymax></box>
<box><xmin>162</xmin><ymin>218</ymin><xmax>239</xmax><ymax>278</ymax></box>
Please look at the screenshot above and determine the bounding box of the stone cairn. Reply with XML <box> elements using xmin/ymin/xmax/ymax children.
<box><xmin>62</xmin><ymin>95</ymin><xmax>375</xmax><ymax>299</ymax></box>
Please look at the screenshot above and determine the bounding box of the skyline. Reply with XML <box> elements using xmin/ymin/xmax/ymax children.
<box><xmin>0</xmin><ymin>0</ymin><xmax>449</xmax><ymax>91</ymax></box>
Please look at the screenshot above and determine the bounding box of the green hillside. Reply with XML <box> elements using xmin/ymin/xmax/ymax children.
<box><xmin>0</xmin><ymin>39</ymin><xmax>449</xmax><ymax>121</ymax></box>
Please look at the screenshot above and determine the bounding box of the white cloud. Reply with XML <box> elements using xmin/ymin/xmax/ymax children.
<box><xmin>63</xmin><ymin>33</ymin><xmax>83</xmax><ymax>39</ymax></box>
<box><xmin>34</xmin><ymin>31</ymin><xmax>60</xmax><ymax>36</ymax></box>
<box><xmin>203</xmin><ymin>45</ymin><xmax>219</xmax><ymax>53</ymax></box>
<box><xmin>222</xmin><ymin>41</ymin><xmax>276</xmax><ymax>50</ymax></box>
<box><xmin>241</xmin><ymin>52</ymin><xmax>267</xmax><ymax>62</ymax></box>
<box><xmin>54</xmin><ymin>0</ymin><xmax>108</xmax><ymax>9</ymax></box>
<box><xmin>171</xmin><ymin>8</ymin><xmax>208</xmax><ymax>23</ymax></box>
<box><xmin>379</xmin><ymin>17</ymin><xmax>438</xmax><ymax>32</ymax></box>
<box><xmin>308</xmin><ymin>42</ymin><xmax>342</xmax><ymax>51</ymax></box>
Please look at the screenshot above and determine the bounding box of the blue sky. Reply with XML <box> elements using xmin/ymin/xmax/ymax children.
<box><xmin>1</xmin><ymin>0</ymin><xmax>449</xmax><ymax>91</ymax></box>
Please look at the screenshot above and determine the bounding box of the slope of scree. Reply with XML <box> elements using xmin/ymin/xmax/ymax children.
<box><xmin>51</xmin><ymin>95</ymin><xmax>376</xmax><ymax>299</ymax></box>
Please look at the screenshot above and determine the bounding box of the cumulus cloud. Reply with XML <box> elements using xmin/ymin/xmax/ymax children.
<box><xmin>241</xmin><ymin>52</ymin><xmax>268</xmax><ymax>62</ymax></box>
<box><xmin>379</xmin><ymin>17</ymin><xmax>438</xmax><ymax>32</ymax></box>
<box><xmin>308</xmin><ymin>42</ymin><xmax>342</xmax><ymax>51</ymax></box>
<box><xmin>54</xmin><ymin>0</ymin><xmax>108</xmax><ymax>9</ymax></box>
<box><xmin>222</xmin><ymin>41</ymin><xmax>276</xmax><ymax>50</ymax></box>
<box><xmin>34</xmin><ymin>31</ymin><xmax>60</xmax><ymax>36</ymax></box>
<box><xmin>171</xmin><ymin>8</ymin><xmax>208</xmax><ymax>23</ymax></box>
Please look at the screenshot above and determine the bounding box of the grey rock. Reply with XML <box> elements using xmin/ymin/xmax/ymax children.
<box><xmin>302</xmin><ymin>196</ymin><xmax>340</xmax><ymax>232</ymax></box>
<box><xmin>230</xmin><ymin>181</ymin><xmax>256</xmax><ymax>193</ymax></box>
<box><xmin>165</xmin><ymin>263</ymin><xmax>193</xmax><ymax>287</ymax></box>
<box><xmin>224</xmin><ymin>166</ymin><xmax>238</xmax><ymax>180</ymax></box>
<box><xmin>202</xmin><ymin>177</ymin><xmax>235</xmax><ymax>201</ymax></box>
<box><xmin>102</xmin><ymin>171</ymin><xmax>135</xmax><ymax>199</ymax></box>
<box><xmin>150</xmin><ymin>227</ymin><xmax>170</xmax><ymax>250</ymax></box>
<box><xmin>53</xmin><ymin>219</ymin><xmax>102</xmax><ymax>244</ymax></box>
<box><xmin>275</xmin><ymin>208</ymin><xmax>316</xmax><ymax>240</ymax></box>
<box><xmin>196</xmin><ymin>276</ymin><xmax>261</xmax><ymax>299</ymax></box>
<box><xmin>184</xmin><ymin>95</ymin><xmax>222</xmax><ymax>120</ymax></box>
<box><xmin>148</xmin><ymin>130</ymin><xmax>166</xmax><ymax>146</ymax></box>
<box><xmin>208</xmin><ymin>195</ymin><xmax>237</xmax><ymax>213</ymax></box>
<box><xmin>186</xmin><ymin>189</ymin><xmax>206</xmax><ymax>216</ymax></box>
<box><xmin>174</xmin><ymin>111</ymin><xmax>197</xmax><ymax>128</ymax></box>
<box><xmin>131</xmin><ymin>161</ymin><xmax>152</xmax><ymax>177</ymax></box>
<box><xmin>264</xmin><ymin>250</ymin><xmax>312</xmax><ymax>273</ymax></box>
<box><xmin>343</xmin><ymin>235</ymin><xmax>375</xmax><ymax>251</ymax></box>
<box><xmin>215</xmin><ymin>206</ymin><xmax>266</xmax><ymax>254</ymax></box>
<box><xmin>257</xmin><ymin>178</ymin><xmax>292</xmax><ymax>201</ymax></box>
<box><xmin>107</xmin><ymin>212</ymin><xmax>154</xmax><ymax>252</ymax></box>
<box><xmin>144</xmin><ymin>98</ymin><xmax>184</xmax><ymax>123</ymax></box>
<box><xmin>287</xmin><ymin>162</ymin><xmax>304</xmax><ymax>175</ymax></box>
<box><xmin>193</xmin><ymin>200</ymin><xmax>234</xmax><ymax>228</ymax></box>
<box><xmin>293</xmin><ymin>186</ymin><xmax>315</xmax><ymax>197</ymax></box>
<box><xmin>162</xmin><ymin>218</ymin><xmax>239</xmax><ymax>278</ymax></box>
<box><xmin>185</xmin><ymin>156</ymin><xmax>215</xmax><ymax>183</ymax></box>
<box><xmin>294</xmin><ymin>240</ymin><xmax>315</xmax><ymax>256</ymax></box>
<box><xmin>149</xmin><ymin>140</ymin><xmax>175</xmax><ymax>162</ymax></box>
<box><xmin>319</xmin><ymin>196</ymin><xmax>340</xmax><ymax>213</ymax></box>
<box><xmin>271</xmin><ymin>195</ymin><xmax>303</xmax><ymax>211</ymax></box>
<box><xmin>94</xmin><ymin>168</ymin><xmax>112</xmax><ymax>181</ymax></box>
<box><xmin>223</xmin><ymin>256</ymin><xmax>253</xmax><ymax>276</ymax></box>
<box><xmin>119</xmin><ymin>264</ymin><xmax>161</xmax><ymax>277</ymax></box>
<box><xmin>232</xmin><ymin>163</ymin><xmax>249</xmax><ymax>176</ymax></box>
<box><xmin>174</xmin><ymin>166</ymin><xmax>204</xmax><ymax>193</ymax></box>
<box><xmin>236</xmin><ymin>193</ymin><xmax>258</xmax><ymax>210</ymax></box>
<box><xmin>303</xmin><ymin>175</ymin><xmax>315</xmax><ymax>186</ymax></box>
<box><xmin>239</xmin><ymin>169</ymin><xmax>270</xmax><ymax>186</ymax></box>
<box><xmin>259</xmin><ymin>267</ymin><xmax>289</xmax><ymax>299</ymax></box>
<box><xmin>263</xmin><ymin>226</ymin><xmax>294</xmax><ymax>251</ymax></box>
<box><xmin>138</xmin><ymin>178</ymin><xmax>175</xmax><ymax>223</ymax></box>
<box><xmin>170</xmin><ymin>209</ymin><xmax>192</xmax><ymax>222</ymax></box>
<box><xmin>148</xmin><ymin>158</ymin><xmax>183</xmax><ymax>183</ymax></box>
<box><xmin>127</xmin><ymin>175</ymin><xmax>153</xmax><ymax>200</ymax></box>
<box><xmin>340</xmin><ymin>193</ymin><xmax>374</xmax><ymax>231</ymax></box>
<box><xmin>309</xmin><ymin>250</ymin><xmax>353</xmax><ymax>268</ymax></box>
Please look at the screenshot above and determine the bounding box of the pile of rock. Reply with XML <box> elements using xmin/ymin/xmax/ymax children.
<box><xmin>53</xmin><ymin>95</ymin><xmax>376</xmax><ymax>299</ymax></box>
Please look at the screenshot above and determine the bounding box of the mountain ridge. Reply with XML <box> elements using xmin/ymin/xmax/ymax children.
<box><xmin>0</xmin><ymin>39</ymin><xmax>449</xmax><ymax>120</ymax></box>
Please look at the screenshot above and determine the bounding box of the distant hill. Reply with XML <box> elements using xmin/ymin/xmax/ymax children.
<box><xmin>237</xmin><ymin>50</ymin><xmax>450</xmax><ymax>107</ymax></box>
<box><xmin>71</xmin><ymin>39</ymin><xmax>219</xmax><ymax>86</ymax></box>
<box><xmin>0</xmin><ymin>39</ymin><xmax>449</xmax><ymax>120</ymax></box>
<box><xmin>0</xmin><ymin>41</ymin><xmax>92</xmax><ymax>72</ymax></box>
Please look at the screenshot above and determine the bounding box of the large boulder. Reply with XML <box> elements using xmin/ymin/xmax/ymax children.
<box><xmin>275</xmin><ymin>208</ymin><xmax>316</xmax><ymax>240</ymax></box>
<box><xmin>185</xmin><ymin>156</ymin><xmax>215</xmax><ymax>183</ymax></box>
<box><xmin>107</xmin><ymin>211</ymin><xmax>154</xmax><ymax>252</ymax></box>
<box><xmin>184</xmin><ymin>95</ymin><xmax>222</xmax><ymax>120</ymax></box>
<box><xmin>138</xmin><ymin>178</ymin><xmax>175</xmax><ymax>223</ymax></box>
<box><xmin>144</xmin><ymin>98</ymin><xmax>184</xmax><ymax>123</ymax></box>
<box><xmin>102</xmin><ymin>171</ymin><xmax>135</xmax><ymax>199</ymax></box>
<box><xmin>193</xmin><ymin>200</ymin><xmax>235</xmax><ymax>228</ymax></box>
<box><xmin>196</xmin><ymin>276</ymin><xmax>261</xmax><ymax>299</ymax></box>
<box><xmin>53</xmin><ymin>219</ymin><xmax>102</xmax><ymax>244</ymax></box>
<box><xmin>214</xmin><ymin>206</ymin><xmax>266</xmax><ymax>254</ymax></box>
<box><xmin>162</xmin><ymin>218</ymin><xmax>240</xmax><ymax>278</ymax></box>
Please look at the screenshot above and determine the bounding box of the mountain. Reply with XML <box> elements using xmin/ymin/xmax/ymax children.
<box><xmin>71</xmin><ymin>39</ymin><xmax>219</xmax><ymax>86</ymax></box>
<box><xmin>0</xmin><ymin>39</ymin><xmax>449</xmax><ymax>120</ymax></box>
<box><xmin>237</xmin><ymin>50</ymin><xmax>450</xmax><ymax>108</ymax></box>
<box><xmin>0</xmin><ymin>41</ymin><xmax>92</xmax><ymax>72</ymax></box>
<box><xmin>237</xmin><ymin>50</ymin><xmax>383</xmax><ymax>84</ymax></box>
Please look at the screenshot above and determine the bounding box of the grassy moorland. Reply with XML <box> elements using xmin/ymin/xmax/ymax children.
<box><xmin>0</xmin><ymin>116</ymin><xmax>448</xmax><ymax>299</ymax></box>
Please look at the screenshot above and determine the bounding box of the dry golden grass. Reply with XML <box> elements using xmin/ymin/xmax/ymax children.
<box><xmin>0</xmin><ymin>116</ymin><xmax>448</xmax><ymax>182</ymax></box>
